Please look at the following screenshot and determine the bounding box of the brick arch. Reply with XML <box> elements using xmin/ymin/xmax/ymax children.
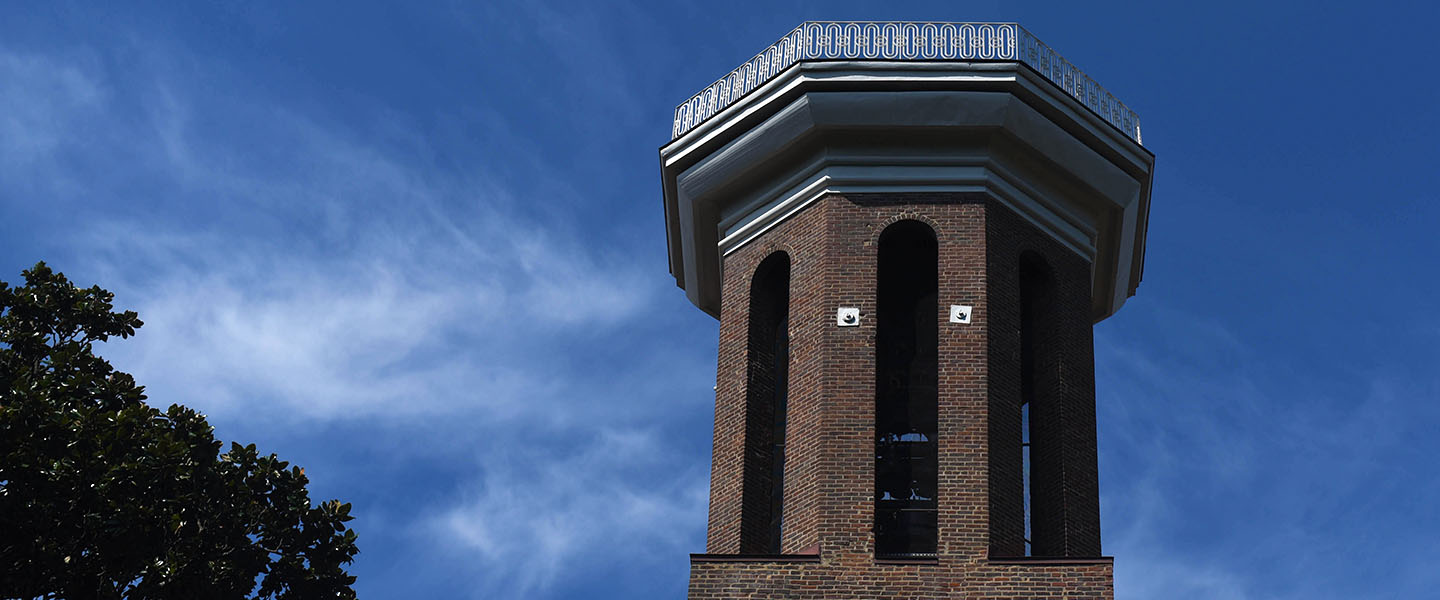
<box><xmin>873</xmin><ymin>218</ymin><xmax>940</xmax><ymax>558</ymax></box>
<box><xmin>730</xmin><ymin>243</ymin><xmax>798</xmax><ymax>294</ymax></box>
<box><xmin>739</xmin><ymin>250</ymin><xmax>792</xmax><ymax>554</ymax></box>
<box><xmin>873</xmin><ymin>213</ymin><xmax>943</xmax><ymax>245</ymax></box>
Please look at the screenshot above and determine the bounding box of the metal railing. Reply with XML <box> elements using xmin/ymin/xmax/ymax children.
<box><xmin>670</xmin><ymin>22</ymin><xmax>1142</xmax><ymax>145</ymax></box>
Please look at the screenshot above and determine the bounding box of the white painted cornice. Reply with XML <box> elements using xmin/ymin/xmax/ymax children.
<box><xmin>659</xmin><ymin>61</ymin><xmax>1154</xmax><ymax>322</ymax></box>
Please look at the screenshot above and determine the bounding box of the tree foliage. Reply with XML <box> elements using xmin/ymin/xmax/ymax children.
<box><xmin>0</xmin><ymin>263</ymin><xmax>358</xmax><ymax>599</ymax></box>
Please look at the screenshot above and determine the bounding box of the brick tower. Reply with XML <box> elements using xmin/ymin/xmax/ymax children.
<box><xmin>659</xmin><ymin>23</ymin><xmax>1154</xmax><ymax>598</ymax></box>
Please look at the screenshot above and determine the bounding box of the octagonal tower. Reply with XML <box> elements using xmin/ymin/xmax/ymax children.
<box><xmin>659</xmin><ymin>22</ymin><xmax>1154</xmax><ymax>599</ymax></box>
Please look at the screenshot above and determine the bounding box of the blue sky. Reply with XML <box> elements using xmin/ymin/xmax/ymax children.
<box><xmin>2</xmin><ymin>1</ymin><xmax>1438</xmax><ymax>598</ymax></box>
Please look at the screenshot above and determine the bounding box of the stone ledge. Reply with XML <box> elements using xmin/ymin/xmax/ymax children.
<box><xmin>874</xmin><ymin>557</ymin><xmax>940</xmax><ymax>565</ymax></box>
<box><xmin>986</xmin><ymin>556</ymin><xmax>1113</xmax><ymax>566</ymax></box>
<box><xmin>690</xmin><ymin>553</ymin><xmax>823</xmax><ymax>564</ymax></box>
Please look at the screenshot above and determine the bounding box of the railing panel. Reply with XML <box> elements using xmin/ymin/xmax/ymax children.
<box><xmin>670</xmin><ymin>22</ymin><xmax>1142</xmax><ymax>145</ymax></box>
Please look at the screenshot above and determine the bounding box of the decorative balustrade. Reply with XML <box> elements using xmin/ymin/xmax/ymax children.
<box><xmin>670</xmin><ymin>22</ymin><xmax>1142</xmax><ymax>145</ymax></box>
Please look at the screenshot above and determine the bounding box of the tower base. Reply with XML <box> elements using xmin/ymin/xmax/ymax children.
<box><xmin>689</xmin><ymin>554</ymin><xmax>1112</xmax><ymax>599</ymax></box>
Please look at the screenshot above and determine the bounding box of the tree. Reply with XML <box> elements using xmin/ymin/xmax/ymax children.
<box><xmin>0</xmin><ymin>263</ymin><xmax>358</xmax><ymax>599</ymax></box>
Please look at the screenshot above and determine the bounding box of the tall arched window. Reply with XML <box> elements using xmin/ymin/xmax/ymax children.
<box><xmin>1019</xmin><ymin>251</ymin><xmax>1056</xmax><ymax>557</ymax></box>
<box><xmin>875</xmin><ymin>221</ymin><xmax>939</xmax><ymax>558</ymax></box>
<box><xmin>740</xmin><ymin>252</ymin><xmax>791</xmax><ymax>554</ymax></box>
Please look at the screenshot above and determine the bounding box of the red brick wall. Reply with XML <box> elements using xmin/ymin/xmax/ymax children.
<box><xmin>985</xmin><ymin>203</ymin><xmax>1103</xmax><ymax>558</ymax></box>
<box><xmin>739</xmin><ymin>253</ymin><xmax>790</xmax><ymax>553</ymax></box>
<box><xmin>694</xmin><ymin>192</ymin><xmax>1110</xmax><ymax>598</ymax></box>
<box><xmin>690</xmin><ymin>557</ymin><xmax>1114</xmax><ymax>599</ymax></box>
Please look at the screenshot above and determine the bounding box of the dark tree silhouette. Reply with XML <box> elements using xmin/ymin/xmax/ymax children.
<box><xmin>0</xmin><ymin>262</ymin><xmax>358</xmax><ymax>599</ymax></box>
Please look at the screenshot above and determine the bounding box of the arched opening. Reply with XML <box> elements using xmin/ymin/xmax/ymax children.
<box><xmin>875</xmin><ymin>221</ymin><xmax>939</xmax><ymax>558</ymax></box>
<box><xmin>739</xmin><ymin>252</ymin><xmax>791</xmax><ymax>554</ymax></box>
<box><xmin>1019</xmin><ymin>251</ymin><xmax>1056</xmax><ymax>557</ymax></box>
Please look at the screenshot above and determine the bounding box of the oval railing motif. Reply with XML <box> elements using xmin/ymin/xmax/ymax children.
<box><xmin>670</xmin><ymin>22</ymin><xmax>1142</xmax><ymax>145</ymax></box>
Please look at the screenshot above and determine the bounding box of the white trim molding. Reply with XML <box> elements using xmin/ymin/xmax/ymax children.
<box><xmin>659</xmin><ymin>60</ymin><xmax>1154</xmax><ymax>323</ymax></box>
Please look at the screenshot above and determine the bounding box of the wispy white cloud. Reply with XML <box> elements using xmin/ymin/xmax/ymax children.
<box><xmin>83</xmin><ymin>203</ymin><xmax>654</xmax><ymax>424</ymax></box>
<box><xmin>0</xmin><ymin>50</ymin><xmax>102</xmax><ymax>156</ymax></box>
<box><xmin>431</xmin><ymin>427</ymin><xmax>708</xmax><ymax>596</ymax></box>
<box><xmin>0</xmin><ymin>37</ymin><xmax>660</xmax><ymax>424</ymax></box>
<box><xmin>2</xmin><ymin>36</ymin><xmax>714</xmax><ymax>599</ymax></box>
<box><xmin>0</xmin><ymin>48</ymin><xmax>108</xmax><ymax>199</ymax></box>
<box><xmin>1097</xmin><ymin>304</ymin><xmax>1440</xmax><ymax>600</ymax></box>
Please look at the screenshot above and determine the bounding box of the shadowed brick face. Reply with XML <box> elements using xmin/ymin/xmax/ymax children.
<box><xmin>692</xmin><ymin>192</ymin><xmax>1111</xmax><ymax>599</ymax></box>
<box><xmin>740</xmin><ymin>253</ymin><xmax>791</xmax><ymax>554</ymax></box>
<box><xmin>986</xmin><ymin>206</ymin><xmax>1102</xmax><ymax>560</ymax></box>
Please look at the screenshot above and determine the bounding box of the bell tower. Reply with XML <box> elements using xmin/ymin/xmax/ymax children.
<box><xmin>659</xmin><ymin>22</ymin><xmax>1154</xmax><ymax>598</ymax></box>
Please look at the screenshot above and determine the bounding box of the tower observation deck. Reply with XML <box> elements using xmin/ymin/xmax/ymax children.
<box><xmin>659</xmin><ymin>22</ymin><xmax>1154</xmax><ymax>599</ymax></box>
